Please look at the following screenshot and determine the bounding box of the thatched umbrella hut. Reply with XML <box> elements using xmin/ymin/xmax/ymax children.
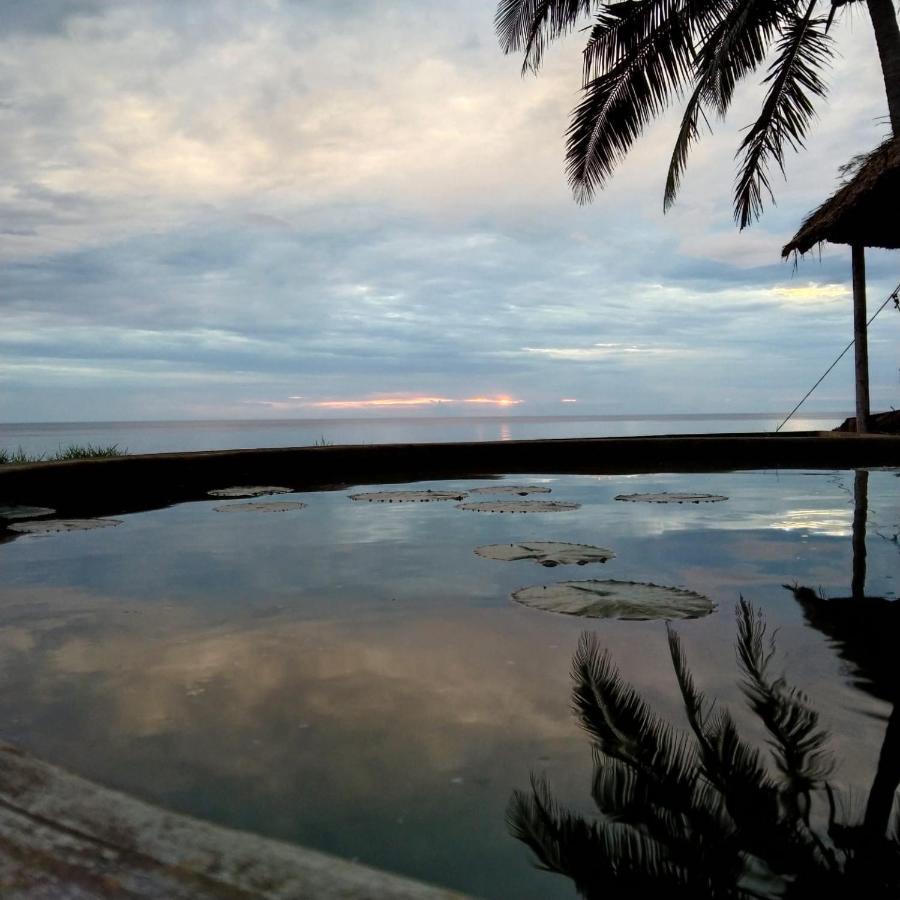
<box><xmin>782</xmin><ymin>137</ymin><xmax>900</xmax><ymax>433</ymax></box>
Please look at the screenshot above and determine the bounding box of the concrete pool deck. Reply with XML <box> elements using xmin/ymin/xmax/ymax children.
<box><xmin>1</xmin><ymin>431</ymin><xmax>898</xmax><ymax>518</ymax></box>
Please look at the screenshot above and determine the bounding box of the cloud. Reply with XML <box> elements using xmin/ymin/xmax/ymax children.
<box><xmin>520</xmin><ymin>343</ymin><xmax>706</xmax><ymax>361</ymax></box>
<box><xmin>772</xmin><ymin>282</ymin><xmax>851</xmax><ymax>304</ymax></box>
<box><xmin>2</xmin><ymin>1</ymin><xmax>899</xmax><ymax>421</ymax></box>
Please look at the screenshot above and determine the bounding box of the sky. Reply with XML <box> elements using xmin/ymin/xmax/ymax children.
<box><xmin>2</xmin><ymin>0</ymin><xmax>899</xmax><ymax>422</ymax></box>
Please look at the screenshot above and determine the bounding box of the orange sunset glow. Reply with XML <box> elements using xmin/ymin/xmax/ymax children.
<box><xmin>310</xmin><ymin>396</ymin><xmax>453</xmax><ymax>409</ymax></box>
<box><xmin>308</xmin><ymin>395</ymin><xmax>522</xmax><ymax>409</ymax></box>
<box><xmin>462</xmin><ymin>396</ymin><xmax>521</xmax><ymax>407</ymax></box>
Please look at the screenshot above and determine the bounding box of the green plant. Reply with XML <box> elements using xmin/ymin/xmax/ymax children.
<box><xmin>51</xmin><ymin>443</ymin><xmax>126</xmax><ymax>460</ymax></box>
<box><xmin>509</xmin><ymin>600</ymin><xmax>900</xmax><ymax>898</ymax></box>
<box><xmin>0</xmin><ymin>446</ymin><xmax>44</xmax><ymax>465</ymax></box>
<box><xmin>0</xmin><ymin>444</ymin><xmax>126</xmax><ymax>465</ymax></box>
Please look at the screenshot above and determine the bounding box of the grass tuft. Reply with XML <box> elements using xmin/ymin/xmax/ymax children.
<box><xmin>0</xmin><ymin>443</ymin><xmax>127</xmax><ymax>465</ymax></box>
<box><xmin>52</xmin><ymin>443</ymin><xmax>126</xmax><ymax>460</ymax></box>
<box><xmin>0</xmin><ymin>447</ymin><xmax>43</xmax><ymax>465</ymax></box>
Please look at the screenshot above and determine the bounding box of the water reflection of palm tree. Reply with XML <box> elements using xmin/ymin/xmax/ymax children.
<box><xmin>509</xmin><ymin>598</ymin><xmax>900</xmax><ymax>897</ymax></box>
<box><xmin>786</xmin><ymin>468</ymin><xmax>900</xmax><ymax>841</ymax></box>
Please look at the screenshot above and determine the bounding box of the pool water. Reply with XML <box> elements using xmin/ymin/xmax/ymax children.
<box><xmin>1</xmin><ymin>469</ymin><xmax>898</xmax><ymax>898</ymax></box>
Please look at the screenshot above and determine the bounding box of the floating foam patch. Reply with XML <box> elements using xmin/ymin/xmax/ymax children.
<box><xmin>615</xmin><ymin>492</ymin><xmax>728</xmax><ymax>504</ymax></box>
<box><xmin>467</xmin><ymin>485</ymin><xmax>552</xmax><ymax>496</ymax></box>
<box><xmin>0</xmin><ymin>505</ymin><xmax>56</xmax><ymax>520</ymax></box>
<box><xmin>511</xmin><ymin>579</ymin><xmax>714</xmax><ymax>620</ymax></box>
<box><xmin>349</xmin><ymin>490</ymin><xmax>467</xmax><ymax>503</ymax></box>
<box><xmin>8</xmin><ymin>518</ymin><xmax>122</xmax><ymax>534</ymax></box>
<box><xmin>475</xmin><ymin>542</ymin><xmax>615</xmax><ymax>567</ymax></box>
<box><xmin>208</xmin><ymin>486</ymin><xmax>292</xmax><ymax>498</ymax></box>
<box><xmin>213</xmin><ymin>502</ymin><xmax>307</xmax><ymax>513</ymax></box>
<box><xmin>457</xmin><ymin>500</ymin><xmax>580</xmax><ymax>513</ymax></box>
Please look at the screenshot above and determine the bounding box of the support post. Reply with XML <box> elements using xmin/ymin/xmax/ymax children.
<box><xmin>852</xmin><ymin>244</ymin><xmax>871</xmax><ymax>434</ymax></box>
<box><xmin>852</xmin><ymin>469</ymin><xmax>868</xmax><ymax>601</ymax></box>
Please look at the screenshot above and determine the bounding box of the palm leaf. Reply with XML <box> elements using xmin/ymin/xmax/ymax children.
<box><xmin>508</xmin><ymin>775</ymin><xmax>698</xmax><ymax>896</ymax></box>
<box><xmin>508</xmin><ymin>777</ymin><xmax>638</xmax><ymax>896</ymax></box>
<box><xmin>664</xmin><ymin>82</ymin><xmax>712</xmax><ymax>210</ymax></box>
<box><xmin>668</xmin><ymin>624</ymin><xmax>773</xmax><ymax>803</ymax></box>
<box><xmin>664</xmin><ymin>0</ymin><xmax>789</xmax><ymax>210</ymax></box>
<box><xmin>496</xmin><ymin>0</ymin><xmax>593</xmax><ymax>71</ymax></box>
<box><xmin>669</xmin><ymin>623</ymin><xmax>830</xmax><ymax>878</ymax></box>
<box><xmin>572</xmin><ymin>633</ymin><xmax>697</xmax><ymax>802</ymax></box>
<box><xmin>576</xmin><ymin>632</ymin><xmax>747</xmax><ymax>886</ymax></box>
<box><xmin>509</xmin><ymin>603</ymin><xmax>896</xmax><ymax>894</ymax></box>
<box><xmin>699</xmin><ymin>0</ymin><xmax>793</xmax><ymax>116</ymax></box>
<box><xmin>581</xmin><ymin>0</ymin><xmax>714</xmax><ymax>79</ymax></box>
<box><xmin>733</xmin><ymin>0</ymin><xmax>833</xmax><ymax>227</ymax></box>
<box><xmin>735</xmin><ymin>599</ymin><xmax>834</xmax><ymax>796</ymax></box>
<box><xmin>566</xmin><ymin>5</ymin><xmax>698</xmax><ymax>201</ymax></box>
<box><xmin>591</xmin><ymin>748</ymin><xmax>747</xmax><ymax>888</ymax></box>
<box><xmin>507</xmin><ymin>775</ymin><xmax>603</xmax><ymax>876</ymax></box>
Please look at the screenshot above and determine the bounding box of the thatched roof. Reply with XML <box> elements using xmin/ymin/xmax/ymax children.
<box><xmin>782</xmin><ymin>137</ymin><xmax>900</xmax><ymax>257</ymax></box>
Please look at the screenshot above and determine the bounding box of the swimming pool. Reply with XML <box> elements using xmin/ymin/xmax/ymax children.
<box><xmin>1</xmin><ymin>468</ymin><xmax>897</xmax><ymax>897</ymax></box>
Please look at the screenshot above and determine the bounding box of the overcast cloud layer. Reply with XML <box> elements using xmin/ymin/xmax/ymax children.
<box><xmin>2</xmin><ymin>0</ymin><xmax>898</xmax><ymax>421</ymax></box>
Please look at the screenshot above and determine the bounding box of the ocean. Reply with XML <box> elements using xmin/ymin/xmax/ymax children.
<box><xmin>0</xmin><ymin>413</ymin><xmax>847</xmax><ymax>457</ymax></box>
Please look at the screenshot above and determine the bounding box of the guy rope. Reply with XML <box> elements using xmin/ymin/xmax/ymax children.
<box><xmin>775</xmin><ymin>279</ymin><xmax>900</xmax><ymax>432</ymax></box>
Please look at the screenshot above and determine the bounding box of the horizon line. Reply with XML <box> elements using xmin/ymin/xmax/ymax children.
<box><xmin>0</xmin><ymin>411</ymin><xmax>851</xmax><ymax>428</ymax></box>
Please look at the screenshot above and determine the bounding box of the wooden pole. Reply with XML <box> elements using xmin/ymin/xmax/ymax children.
<box><xmin>852</xmin><ymin>468</ymin><xmax>868</xmax><ymax>600</ymax></box>
<box><xmin>852</xmin><ymin>244</ymin><xmax>871</xmax><ymax>433</ymax></box>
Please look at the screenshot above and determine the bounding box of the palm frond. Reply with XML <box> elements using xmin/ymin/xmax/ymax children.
<box><xmin>668</xmin><ymin>625</ymin><xmax>773</xmax><ymax>805</ymax></box>
<box><xmin>590</xmin><ymin>751</ymin><xmax>686</xmax><ymax>834</ymax></box>
<box><xmin>496</xmin><ymin>0</ymin><xmax>593</xmax><ymax>71</ymax></box>
<box><xmin>572</xmin><ymin>633</ymin><xmax>697</xmax><ymax>802</ymax></box>
<box><xmin>667</xmin><ymin>624</ymin><xmax>712</xmax><ymax>746</ymax></box>
<box><xmin>566</xmin><ymin>5</ymin><xmax>698</xmax><ymax>201</ymax></box>
<box><xmin>665</xmin><ymin>0</ymin><xmax>792</xmax><ymax>210</ymax></box>
<box><xmin>699</xmin><ymin>0</ymin><xmax>793</xmax><ymax>116</ymax></box>
<box><xmin>508</xmin><ymin>774</ymin><xmax>701</xmax><ymax>896</ymax></box>
<box><xmin>507</xmin><ymin>775</ymin><xmax>602</xmax><ymax>876</ymax></box>
<box><xmin>509</xmin><ymin>603</ymin><xmax>897</xmax><ymax>895</ymax></box>
<box><xmin>581</xmin><ymin>0</ymin><xmax>717</xmax><ymax>80</ymax></box>
<box><xmin>663</xmin><ymin>82</ymin><xmax>711</xmax><ymax>210</ymax></box>
<box><xmin>581</xmin><ymin>4</ymin><xmax>630</xmax><ymax>79</ymax></box>
<box><xmin>736</xmin><ymin>599</ymin><xmax>834</xmax><ymax>795</ymax></box>
<box><xmin>575</xmin><ymin>632</ymin><xmax>749</xmax><ymax>888</ymax></box>
<box><xmin>733</xmin><ymin>1</ymin><xmax>833</xmax><ymax>227</ymax></box>
<box><xmin>669</xmin><ymin>624</ymin><xmax>830</xmax><ymax>877</ymax></box>
<box><xmin>507</xmin><ymin>779</ymin><xmax>728</xmax><ymax>900</ymax></box>
<box><xmin>823</xmin><ymin>0</ymin><xmax>864</xmax><ymax>34</ymax></box>
<box><xmin>591</xmin><ymin>751</ymin><xmax>638</xmax><ymax>807</ymax></box>
<box><xmin>591</xmin><ymin>747</ymin><xmax>746</xmax><ymax>887</ymax></box>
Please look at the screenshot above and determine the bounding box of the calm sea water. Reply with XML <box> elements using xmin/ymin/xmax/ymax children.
<box><xmin>1</xmin><ymin>467</ymin><xmax>897</xmax><ymax>897</ymax></box>
<box><xmin>0</xmin><ymin>412</ymin><xmax>846</xmax><ymax>457</ymax></box>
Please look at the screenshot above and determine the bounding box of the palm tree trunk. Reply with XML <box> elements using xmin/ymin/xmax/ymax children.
<box><xmin>863</xmin><ymin>702</ymin><xmax>900</xmax><ymax>838</ymax></box>
<box><xmin>867</xmin><ymin>0</ymin><xmax>900</xmax><ymax>133</ymax></box>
